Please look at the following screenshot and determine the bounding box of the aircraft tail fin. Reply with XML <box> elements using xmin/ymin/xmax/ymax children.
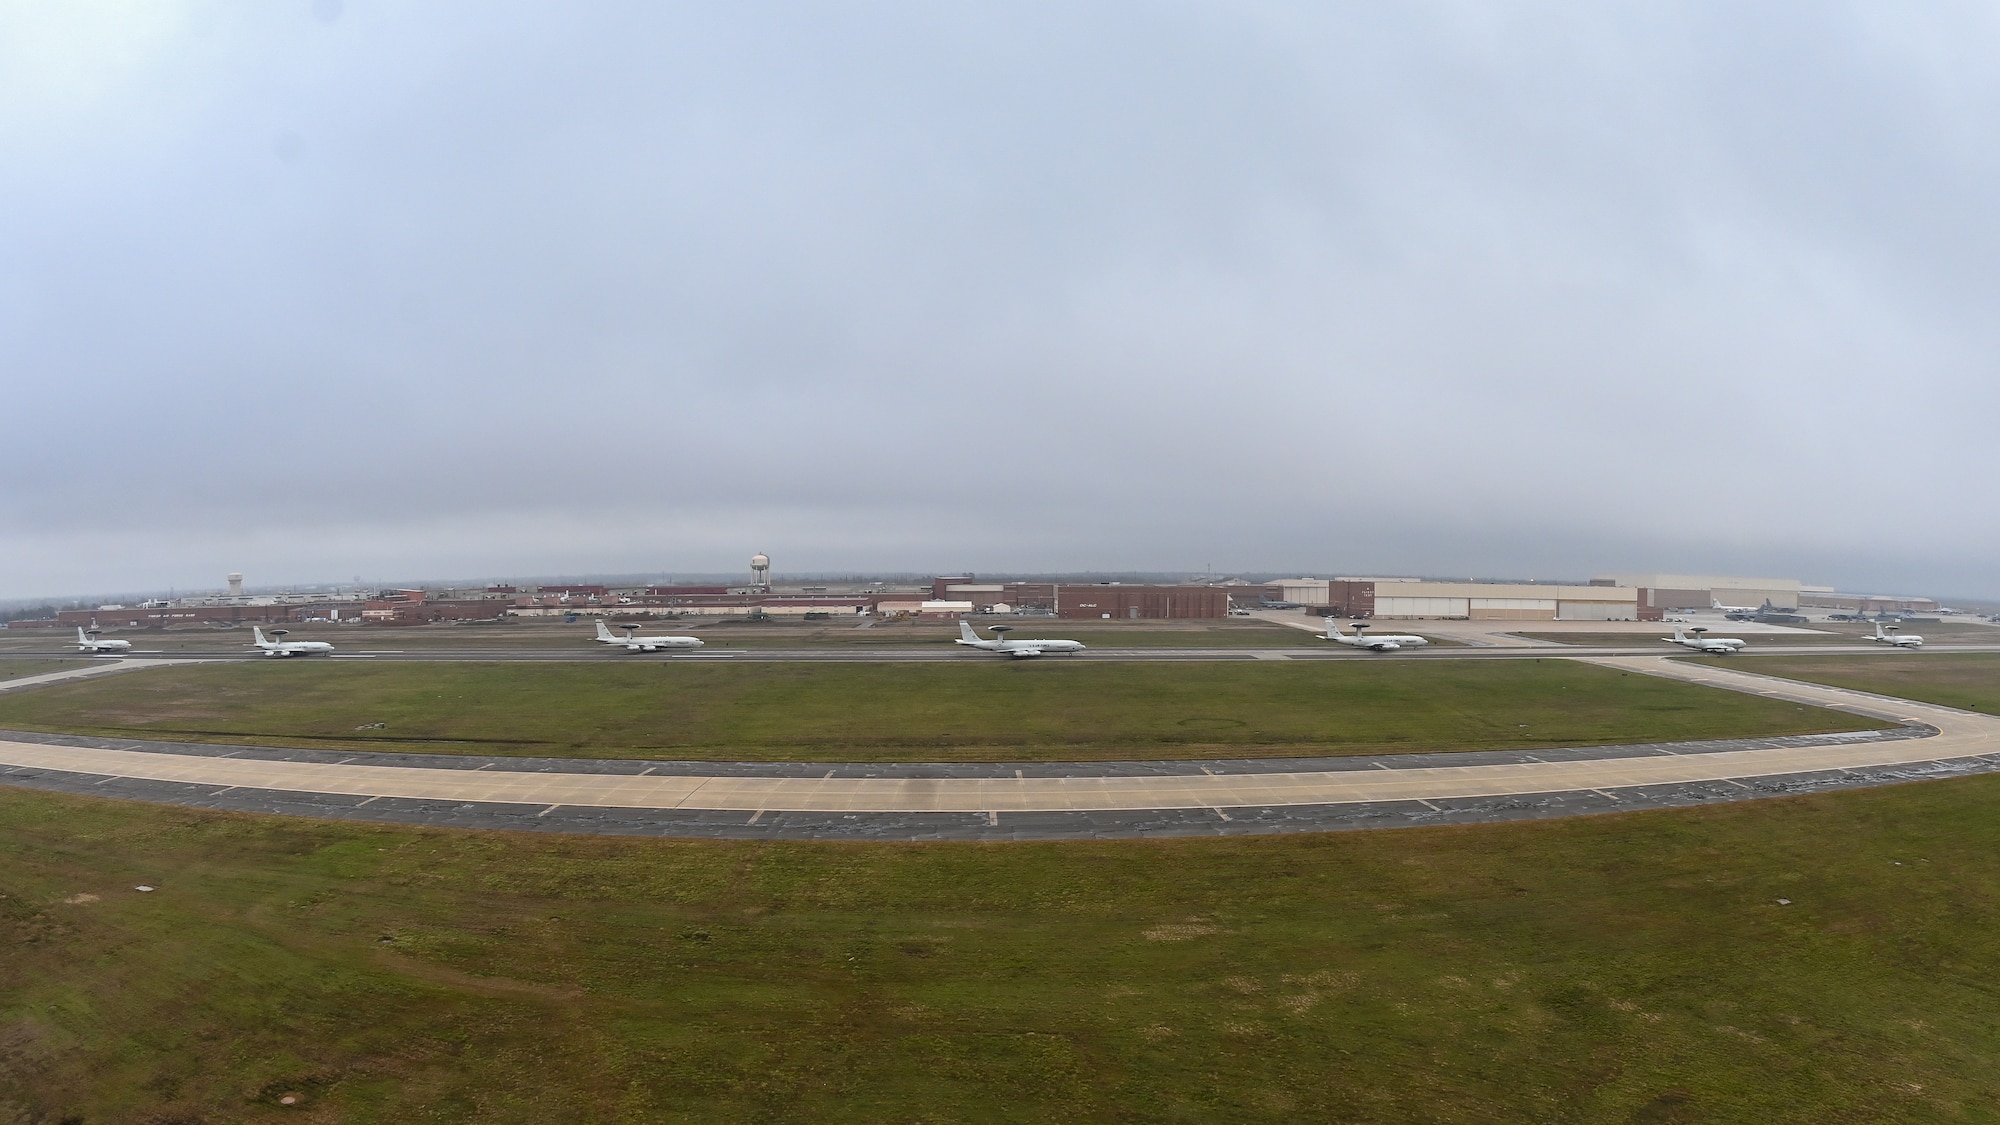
<box><xmin>252</xmin><ymin>626</ymin><xmax>267</xmax><ymax>645</ymax></box>
<box><xmin>596</xmin><ymin>620</ymin><xmax>615</xmax><ymax>640</ymax></box>
<box><xmin>77</xmin><ymin>627</ymin><xmax>87</xmax><ymax>643</ymax></box>
<box><xmin>959</xmin><ymin>621</ymin><xmax>980</xmax><ymax>643</ymax></box>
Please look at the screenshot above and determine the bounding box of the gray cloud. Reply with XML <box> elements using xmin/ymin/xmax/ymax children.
<box><xmin>3</xmin><ymin>2</ymin><xmax>1996</xmax><ymax>598</ymax></box>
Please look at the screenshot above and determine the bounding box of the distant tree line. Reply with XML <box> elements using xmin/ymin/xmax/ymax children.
<box><xmin>0</xmin><ymin>602</ymin><xmax>83</xmax><ymax>623</ymax></box>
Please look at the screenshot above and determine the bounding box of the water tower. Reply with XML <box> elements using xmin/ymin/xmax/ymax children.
<box><xmin>750</xmin><ymin>553</ymin><xmax>770</xmax><ymax>590</ymax></box>
<box><xmin>227</xmin><ymin>573</ymin><xmax>244</xmax><ymax>597</ymax></box>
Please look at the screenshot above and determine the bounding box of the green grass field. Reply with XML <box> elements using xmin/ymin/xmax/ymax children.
<box><xmin>1511</xmin><ymin>631</ymin><xmax>1859</xmax><ymax>647</ymax></box>
<box><xmin>0</xmin><ymin>661</ymin><xmax>1881</xmax><ymax>762</ymax></box>
<box><xmin>8</xmin><ymin>774</ymin><xmax>2000</xmax><ymax>1122</ymax></box>
<box><xmin>1786</xmin><ymin>620</ymin><xmax>2000</xmax><ymax>644</ymax></box>
<box><xmin>0</xmin><ymin>659</ymin><xmax>84</xmax><ymax>682</ymax></box>
<box><xmin>1514</xmin><ymin>621</ymin><xmax>2000</xmax><ymax>649</ymax></box>
<box><xmin>1742</xmin><ymin>653</ymin><xmax>2000</xmax><ymax>713</ymax></box>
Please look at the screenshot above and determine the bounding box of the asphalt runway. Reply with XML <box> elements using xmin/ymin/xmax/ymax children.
<box><xmin>2</xmin><ymin>654</ymin><xmax>1997</xmax><ymax>840</ymax></box>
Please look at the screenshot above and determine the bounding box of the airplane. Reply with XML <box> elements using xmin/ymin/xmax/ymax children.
<box><xmin>1665</xmin><ymin>626</ymin><xmax>1746</xmax><ymax>654</ymax></box>
<box><xmin>75</xmin><ymin>626</ymin><xmax>132</xmax><ymax>654</ymax></box>
<box><xmin>594</xmin><ymin>620</ymin><xmax>703</xmax><ymax>652</ymax></box>
<box><xmin>1715</xmin><ymin>598</ymin><xmax>1789</xmax><ymax>621</ymax></box>
<box><xmin>1321</xmin><ymin>620</ymin><xmax>1429</xmax><ymax>651</ymax></box>
<box><xmin>956</xmin><ymin>621</ymin><xmax>1085</xmax><ymax>658</ymax></box>
<box><xmin>1869</xmin><ymin>622</ymin><xmax>1924</xmax><ymax>649</ymax></box>
<box><xmin>250</xmin><ymin>626</ymin><xmax>335</xmax><ymax>658</ymax></box>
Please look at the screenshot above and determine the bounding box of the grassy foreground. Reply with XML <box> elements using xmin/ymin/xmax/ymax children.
<box><xmin>0</xmin><ymin>660</ymin><xmax>84</xmax><ymax>682</ymax></box>
<box><xmin>1742</xmin><ymin>653</ymin><xmax>2000</xmax><ymax>713</ymax></box>
<box><xmin>7</xmin><ymin>778</ymin><xmax>2000</xmax><ymax>1122</ymax></box>
<box><xmin>0</xmin><ymin>661</ymin><xmax>1880</xmax><ymax>762</ymax></box>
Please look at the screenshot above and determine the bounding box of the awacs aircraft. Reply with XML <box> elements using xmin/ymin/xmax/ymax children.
<box><xmin>1665</xmin><ymin>626</ymin><xmax>1746</xmax><ymax>654</ymax></box>
<box><xmin>594</xmin><ymin>620</ymin><xmax>703</xmax><ymax>652</ymax></box>
<box><xmin>956</xmin><ymin>621</ymin><xmax>1085</xmax><ymax>658</ymax></box>
<box><xmin>74</xmin><ymin>626</ymin><xmax>131</xmax><ymax>654</ymax></box>
<box><xmin>1870</xmin><ymin>622</ymin><xmax>1924</xmax><ymax>649</ymax></box>
<box><xmin>250</xmin><ymin>626</ymin><xmax>335</xmax><ymax>657</ymax></box>
<box><xmin>1321</xmin><ymin>621</ymin><xmax>1429</xmax><ymax>651</ymax></box>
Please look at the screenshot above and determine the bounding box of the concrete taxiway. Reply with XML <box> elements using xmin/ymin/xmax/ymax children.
<box><xmin>2</xmin><ymin>655</ymin><xmax>1996</xmax><ymax>840</ymax></box>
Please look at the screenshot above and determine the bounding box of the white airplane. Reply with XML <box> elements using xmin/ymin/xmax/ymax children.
<box><xmin>250</xmin><ymin>626</ymin><xmax>335</xmax><ymax>658</ymax></box>
<box><xmin>956</xmin><ymin>621</ymin><xmax>1085</xmax><ymax>658</ymax></box>
<box><xmin>1666</xmin><ymin>626</ymin><xmax>1746</xmax><ymax>654</ymax></box>
<box><xmin>75</xmin><ymin>626</ymin><xmax>131</xmax><ymax>654</ymax></box>
<box><xmin>1870</xmin><ymin>622</ymin><xmax>1924</xmax><ymax>649</ymax></box>
<box><xmin>1711</xmin><ymin>597</ymin><xmax>1760</xmax><ymax>615</ymax></box>
<box><xmin>1321</xmin><ymin>621</ymin><xmax>1429</xmax><ymax>651</ymax></box>
<box><xmin>594</xmin><ymin>620</ymin><xmax>703</xmax><ymax>652</ymax></box>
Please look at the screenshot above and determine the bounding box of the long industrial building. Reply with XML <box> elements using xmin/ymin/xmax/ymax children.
<box><xmin>1265</xmin><ymin>573</ymin><xmax>1867</xmax><ymax>622</ymax></box>
<box><xmin>931</xmin><ymin>579</ymin><xmax>1229</xmax><ymax>619</ymax></box>
<box><xmin>1325</xmin><ymin>579</ymin><xmax>1638</xmax><ymax>621</ymax></box>
<box><xmin>1594</xmin><ymin>574</ymin><xmax>1805</xmax><ymax>613</ymax></box>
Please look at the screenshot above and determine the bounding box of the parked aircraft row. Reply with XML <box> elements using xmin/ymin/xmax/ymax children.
<box><xmin>75</xmin><ymin>624</ymin><xmax>338</xmax><ymax>658</ymax></box>
<box><xmin>59</xmin><ymin>612</ymin><xmax>1940</xmax><ymax>664</ymax></box>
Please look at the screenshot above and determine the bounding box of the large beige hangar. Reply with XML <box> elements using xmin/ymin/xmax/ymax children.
<box><xmin>1368</xmin><ymin>581</ymin><xmax>1637</xmax><ymax>621</ymax></box>
<box><xmin>1596</xmin><ymin>574</ymin><xmax>1804</xmax><ymax>613</ymax></box>
<box><xmin>1313</xmin><ymin>579</ymin><xmax>1637</xmax><ymax>621</ymax></box>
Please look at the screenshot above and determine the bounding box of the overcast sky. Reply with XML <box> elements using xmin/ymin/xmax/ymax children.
<box><xmin>5</xmin><ymin>2</ymin><xmax>1996</xmax><ymax>600</ymax></box>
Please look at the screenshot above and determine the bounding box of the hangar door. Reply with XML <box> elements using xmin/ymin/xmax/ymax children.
<box><xmin>1558</xmin><ymin>601</ymin><xmax>1628</xmax><ymax>621</ymax></box>
<box><xmin>1467</xmin><ymin>598</ymin><xmax>1557</xmax><ymax>620</ymax></box>
<box><xmin>1374</xmin><ymin>596</ymin><xmax>1469</xmax><ymax>618</ymax></box>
